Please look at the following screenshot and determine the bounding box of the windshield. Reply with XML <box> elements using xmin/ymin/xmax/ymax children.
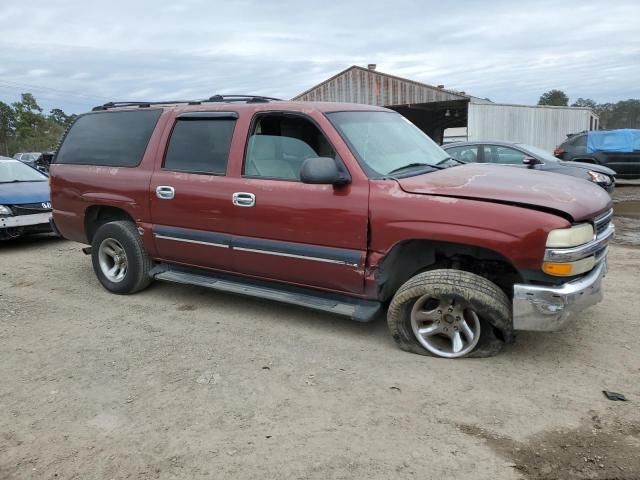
<box><xmin>327</xmin><ymin>111</ymin><xmax>450</xmax><ymax>176</ymax></box>
<box><xmin>517</xmin><ymin>144</ymin><xmax>559</xmax><ymax>163</ymax></box>
<box><xmin>0</xmin><ymin>160</ymin><xmax>47</xmax><ymax>183</ymax></box>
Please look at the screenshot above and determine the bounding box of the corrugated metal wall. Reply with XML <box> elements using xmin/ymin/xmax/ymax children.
<box><xmin>293</xmin><ymin>66</ymin><xmax>465</xmax><ymax>106</ymax></box>
<box><xmin>468</xmin><ymin>103</ymin><xmax>598</xmax><ymax>151</ymax></box>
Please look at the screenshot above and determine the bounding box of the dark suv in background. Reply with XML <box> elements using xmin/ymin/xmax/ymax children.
<box><xmin>554</xmin><ymin>129</ymin><xmax>640</xmax><ymax>179</ymax></box>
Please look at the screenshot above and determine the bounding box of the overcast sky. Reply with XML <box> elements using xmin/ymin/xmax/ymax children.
<box><xmin>1</xmin><ymin>0</ymin><xmax>639</xmax><ymax>114</ymax></box>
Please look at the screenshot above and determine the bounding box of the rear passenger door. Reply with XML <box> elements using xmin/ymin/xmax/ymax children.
<box><xmin>149</xmin><ymin>112</ymin><xmax>238</xmax><ymax>272</ymax></box>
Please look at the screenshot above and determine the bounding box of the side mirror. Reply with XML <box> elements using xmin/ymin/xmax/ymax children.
<box><xmin>522</xmin><ymin>156</ymin><xmax>542</xmax><ymax>168</ymax></box>
<box><xmin>300</xmin><ymin>157</ymin><xmax>350</xmax><ymax>185</ymax></box>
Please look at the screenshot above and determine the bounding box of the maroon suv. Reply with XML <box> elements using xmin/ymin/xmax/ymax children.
<box><xmin>49</xmin><ymin>96</ymin><xmax>614</xmax><ymax>358</ymax></box>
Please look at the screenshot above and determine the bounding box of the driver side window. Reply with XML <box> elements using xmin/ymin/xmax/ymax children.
<box><xmin>244</xmin><ymin>114</ymin><xmax>335</xmax><ymax>180</ymax></box>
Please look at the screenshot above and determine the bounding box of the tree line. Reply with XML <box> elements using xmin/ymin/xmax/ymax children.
<box><xmin>538</xmin><ymin>89</ymin><xmax>640</xmax><ymax>129</ymax></box>
<box><xmin>0</xmin><ymin>93</ymin><xmax>77</xmax><ymax>157</ymax></box>
<box><xmin>1</xmin><ymin>91</ymin><xmax>639</xmax><ymax>157</ymax></box>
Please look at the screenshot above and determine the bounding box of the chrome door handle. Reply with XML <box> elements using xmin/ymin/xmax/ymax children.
<box><xmin>232</xmin><ymin>192</ymin><xmax>256</xmax><ymax>207</ymax></box>
<box><xmin>156</xmin><ymin>186</ymin><xmax>175</xmax><ymax>200</ymax></box>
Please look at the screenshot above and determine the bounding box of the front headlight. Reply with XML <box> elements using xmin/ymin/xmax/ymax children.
<box><xmin>588</xmin><ymin>171</ymin><xmax>612</xmax><ymax>185</ymax></box>
<box><xmin>546</xmin><ymin>223</ymin><xmax>594</xmax><ymax>248</ymax></box>
<box><xmin>0</xmin><ymin>205</ymin><xmax>13</xmax><ymax>216</ymax></box>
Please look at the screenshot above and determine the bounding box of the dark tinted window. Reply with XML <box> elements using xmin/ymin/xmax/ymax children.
<box><xmin>573</xmin><ymin>134</ymin><xmax>587</xmax><ymax>147</ymax></box>
<box><xmin>56</xmin><ymin>110</ymin><xmax>161</xmax><ymax>166</ymax></box>
<box><xmin>164</xmin><ymin>119</ymin><xmax>235</xmax><ymax>174</ymax></box>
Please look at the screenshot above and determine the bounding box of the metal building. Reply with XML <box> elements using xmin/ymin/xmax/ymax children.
<box><xmin>292</xmin><ymin>65</ymin><xmax>598</xmax><ymax>151</ymax></box>
<box><xmin>292</xmin><ymin>65</ymin><xmax>470</xmax><ymax>143</ymax></box>
<box><xmin>465</xmin><ymin>102</ymin><xmax>598</xmax><ymax>151</ymax></box>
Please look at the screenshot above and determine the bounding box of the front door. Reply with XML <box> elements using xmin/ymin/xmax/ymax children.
<box><xmin>149</xmin><ymin>112</ymin><xmax>239</xmax><ymax>272</ymax></box>
<box><xmin>229</xmin><ymin>112</ymin><xmax>369</xmax><ymax>295</ymax></box>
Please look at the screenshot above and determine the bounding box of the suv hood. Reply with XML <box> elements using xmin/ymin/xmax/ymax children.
<box><xmin>396</xmin><ymin>164</ymin><xmax>612</xmax><ymax>222</ymax></box>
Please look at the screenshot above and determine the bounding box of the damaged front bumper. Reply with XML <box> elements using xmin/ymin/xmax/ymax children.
<box><xmin>512</xmin><ymin>260</ymin><xmax>607</xmax><ymax>331</ymax></box>
<box><xmin>0</xmin><ymin>212</ymin><xmax>52</xmax><ymax>229</ymax></box>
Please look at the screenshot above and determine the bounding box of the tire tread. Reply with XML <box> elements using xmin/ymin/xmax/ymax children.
<box><xmin>387</xmin><ymin>269</ymin><xmax>512</xmax><ymax>358</ymax></box>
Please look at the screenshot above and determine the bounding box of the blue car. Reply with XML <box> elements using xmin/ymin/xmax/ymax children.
<box><xmin>0</xmin><ymin>156</ymin><xmax>53</xmax><ymax>240</ymax></box>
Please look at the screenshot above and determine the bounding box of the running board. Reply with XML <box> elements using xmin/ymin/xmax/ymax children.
<box><xmin>152</xmin><ymin>265</ymin><xmax>382</xmax><ymax>322</ymax></box>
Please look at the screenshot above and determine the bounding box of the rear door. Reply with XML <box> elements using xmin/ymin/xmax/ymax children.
<box><xmin>149</xmin><ymin>111</ymin><xmax>239</xmax><ymax>272</ymax></box>
<box><xmin>228</xmin><ymin>111</ymin><xmax>369</xmax><ymax>295</ymax></box>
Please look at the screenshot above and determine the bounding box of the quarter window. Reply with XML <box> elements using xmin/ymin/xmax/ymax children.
<box><xmin>244</xmin><ymin>114</ymin><xmax>335</xmax><ymax>180</ymax></box>
<box><xmin>164</xmin><ymin>118</ymin><xmax>235</xmax><ymax>174</ymax></box>
<box><xmin>56</xmin><ymin>110</ymin><xmax>161</xmax><ymax>167</ymax></box>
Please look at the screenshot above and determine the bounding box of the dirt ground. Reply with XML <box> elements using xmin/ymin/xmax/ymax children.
<box><xmin>1</xmin><ymin>193</ymin><xmax>640</xmax><ymax>479</ymax></box>
<box><xmin>613</xmin><ymin>181</ymin><xmax>640</xmax><ymax>248</ymax></box>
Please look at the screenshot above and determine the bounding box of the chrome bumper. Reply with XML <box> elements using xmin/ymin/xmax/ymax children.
<box><xmin>512</xmin><ymin>260</ymin><xmax>607</xmax><ymax>331</ymax></box>
<box><xmin>0</xmin><ymin>212</ymin><xmax>52</xmax><ymax>228</ymax></box>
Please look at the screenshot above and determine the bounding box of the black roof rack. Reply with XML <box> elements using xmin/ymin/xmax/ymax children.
<box><xmin>206</xmin><ymin>95</ymin><xmax>282</xmax><ymax>103</ymax></box>
<box><xmin>92</xmin><ymin>95</ymin><xmax>282</xmax><ymax>111</ymax></box>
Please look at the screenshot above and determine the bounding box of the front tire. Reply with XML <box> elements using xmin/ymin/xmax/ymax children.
<box><xmin>387</xmin><ymin>269</ymin><xmax>511</xmax><ymax>358</ymax></box>
<box><xmin>91</xmin><ymin>221</ymin><xmax>152</xmax><ymax>294</ymax></box>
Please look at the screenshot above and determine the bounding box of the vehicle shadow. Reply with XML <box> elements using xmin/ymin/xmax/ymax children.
<box><xmin>141</xmin><ymin>279</ymin><xmax>598</xmax><ymax>361</ymax></box>
<box><xmin>144</xmin><ymin>279</ymin><xmax>394</xmax><ymax>348</ymax></box>
<box><xmin>0</xmin><ymin>233</ymin><xmax>64</xmax><ymax>252</ymax></box>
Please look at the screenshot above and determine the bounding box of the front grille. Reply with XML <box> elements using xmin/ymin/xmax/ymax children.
<box><xmin>11</xmin><ymin>202</ymin><xmax>52</xmax><ymax>216</ymax></box>
<box><xmin>594</xmin><ymin>209</ymin><xmax>613</xmax><ymax>237</ymax></box>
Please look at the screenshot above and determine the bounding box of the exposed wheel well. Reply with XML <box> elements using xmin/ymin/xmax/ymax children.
<box><xmin>374</xmin><ymin>240</ymin><xmax>523</xmax><ymax>302</ymax></box>
<box><xmin>84</xmin><ymin>205</ymin><xmax>135</xmax><ymax>243</ymax></box>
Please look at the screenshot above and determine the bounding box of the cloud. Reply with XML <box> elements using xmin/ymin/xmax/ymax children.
<box><xmin>0</xmin><ymin>0</ymin><xmax>638</xmax><ymax>113</ymax></box>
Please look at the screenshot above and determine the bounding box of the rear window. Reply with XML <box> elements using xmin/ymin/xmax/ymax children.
<box><xmin>55</xmin><ymin>110</ymin><xmax>162</xmax><ymax>167</ymax></box>
<box><xmin>572</xmin><ymin>134</ymin><xmax>587</xmax><ymax>147</ymax></box>
<box><xmin>163</xmin><ymin>118</ymin><xmax>236</xmax><ymax>175</ymax></box>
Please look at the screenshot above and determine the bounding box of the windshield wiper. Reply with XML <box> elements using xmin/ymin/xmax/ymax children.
<box><xmin>436</xmin><ymin>156</ymin><xmax>466</xmax><ymax>166</ymax></box>
<box><xmin>387</xmin><ymin>163</ymin><xmax>445</xmax><ymax>175</ymax></box>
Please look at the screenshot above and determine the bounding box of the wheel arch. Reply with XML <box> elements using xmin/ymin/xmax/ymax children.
<box><xmin>374</xmin><ymin>239</ymin><xmax>523</xmax><ymax>302</ymax></box>
<box><xmin>84</xmin><ymin>205</ymin><xmax>136</xmax><ymax>244</ymax></box>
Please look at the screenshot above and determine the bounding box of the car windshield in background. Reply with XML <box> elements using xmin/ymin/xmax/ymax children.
<box><xmin>0</xmin><ymin>159</ymin><xmax>47</xmax><ymax>183</ymax></box>
<box><xmin>517</xmin><ymin>144</ymin><xmax>560</xmax><ymax>163</ymax></box>
<box><xmin>327</xmin><ymin>111</ymin><xmax>450</xmax><ymax>176</ymax></box>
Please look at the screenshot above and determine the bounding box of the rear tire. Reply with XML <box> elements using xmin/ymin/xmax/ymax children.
<box><xmin>91</xmin><ymin>221</ymin><xmax>152</xmax><ymax>294</ymax></box>
<box><xmin>387</xmin><ymin>269</ymin><xmax>511</xmax><ymax>358</ymax></box>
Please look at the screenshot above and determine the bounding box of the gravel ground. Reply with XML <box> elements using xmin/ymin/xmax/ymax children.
<box><xmin>613</xmin><ymin>183</ymin><xmax>640</xmax><ymax>247</ymax></box>
<box><xmin>1</xmin><ymin>234</ymin><xmax>639</xmax><ymax>480</ymax></box>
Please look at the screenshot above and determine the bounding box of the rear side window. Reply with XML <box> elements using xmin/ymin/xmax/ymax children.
<box><xmin>56</xmin><ymin>110</ymin><xmax>161</xmax><ymax>167</ymax></box>
<box><xmin>573</xmin><ymin>135</ymin><xmax>587</xmax><ymax>147</ymax></box>
<box><xmin>164</xmin><ymin>118</ymin><xmax>235</xmax><ymax>175</ymax></box>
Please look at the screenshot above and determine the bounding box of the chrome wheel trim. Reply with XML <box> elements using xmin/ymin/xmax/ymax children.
<box><xmin>98</xmin><ymin>238</ymin><xmax>128</xmax><ymax>283</ymax></box>
<box><xmin>410</xmin><ymin>294</ymin><xmax>481</xmax><ymax>358</ymax></box>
